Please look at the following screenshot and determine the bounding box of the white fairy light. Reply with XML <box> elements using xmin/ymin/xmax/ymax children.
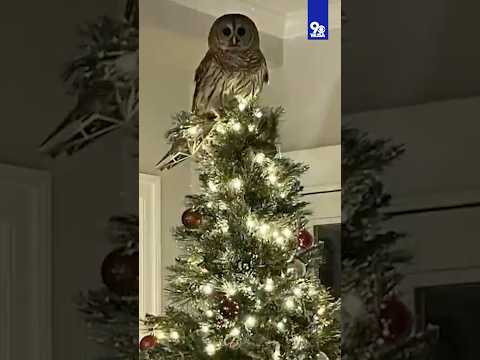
<box><xmin>200</xmin><ymin>324</ymin><xmax>210</xmax><ymax>334</ymax></box>
<box><xmin>277</xmin><ymin>321</ymin><xmax>286</xmax><ymax>332</ymax></box>
<box><xmin>258</xmin><ymin>223</ymin><xmax>270</xmax><ymax>236</ymax></box>
<box><xmin>254</xmin><ymin>109</ymin><xmax>263</xmax><ymax>118</ymax></box>
<box><xmin>230</xmin><ymin>178</ymin><xmax>243</xmax><ymax>191</ymax></box>
<box><xmin>282</xmin><ymin>228</ymin><xmax>292</xmax><ymax>238</ymax></box>
<box><xmin>248</xmin><ymin>124</ymin><xmax>256</xmax><ymax>132</ymax></box>
<box><xmin>230</xmin><ymin>327</ymin><xmax>241</xmax><ymax>337</ymax></box>
<box><xmin>219</xmin><ymin>221</ymin><xmax>229</xmax><ymax>233</ymax></box>
<box><xmin>272</xmin><ymin>230</ymin><xmax>280</xmax><ymax>238</ymax></box>
<box><xmin>268</xmin><ymin>174</ymin><xmax>278</xmax><ymax>185</ymax></box>
<box><xmin>254</xmin><ymin>152</ymin><xmax>266</xmax><ymax>164</ymax></box>
<box><xmin>231</xmin><ymin>121</ymin><xmax>242</xmax><ymax>132</ymax></box>
<box><xmin>285</xmin><ymin>297</ymin><xmax>295</xmax><ymax>310</ymax></box>
<box><xmin>280</xmin><ymin>192</ymin><xmax>287</xmax><ymax>199</ymax></box>
<box><xmin>201</xmin><ymin>283</ymin><xmax>214</xmax><ymax>295</ymax></box>
<box><xmin>219</xmin><ymin>202</ymin><xmax>228</xmax><ymax>210</ymax></box>
<box><xmin>264</xmin><ymin>278</ymin><xmax>275</xmax><ymax>292</ymax></box>
<box><xmin>293</xmin><ymin>287</ymin><xmax>303</xmax><ymax>297</ymax></box>
<box><xmin>188</xmin><ymin>125</ymin><xmax>199</xmax><ymax>136</ymax></box>
<box><xmin>205</xmin><ymin>310</ymin><xmax>214</xmax><ymax>318</ymax></box>
<box><xmin>216</xmin><ymin>123</ymin><xmax>226</xmax><ymax>134</ymax></box>
<box><xmin>170</xmin><ymin>331</ymin><xmax>180</xmax><ymax>341</ymax></box>
<box><xmin>274</xmin><ymin>236</ymin><xmax>285</xmax><ymax>246</ymax></box>
<box><xmin>237</xmin><ymin>97</ymin><xmax>248</xmax><ymax>111</ymax></box>
<box><xmin>317</xmin><ymin>305</ymin><xmax>326</xmax><ymax>315</ymax></box>
<box><xmin>224</xmin><ymin>282</ymin><xmax>237</xmax><ymax>297</ymax></box>
<box><xmin>205</xmin><ymin>343</ymin><xmax>217</xmax><ymax>356</ymax></box>
<box><xmin>208</xmin><ymin>181</ymin><xmax>218</xmax><ymax>192</ymax></box>
<box><xmin>246</xmin><ymin>217</ymin><xmax>256</xmax><ymax>229</ymax></box>
<box><xmin>245</xmin><ymin>315</ymin><xmax>257</xmax><ymax>328</ymax></box>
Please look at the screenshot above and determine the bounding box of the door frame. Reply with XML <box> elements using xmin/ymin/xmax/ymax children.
<box><xmin>0</xmin><ymin>163</ymin><xmax>52</xmax><ymax>359</ymax></box>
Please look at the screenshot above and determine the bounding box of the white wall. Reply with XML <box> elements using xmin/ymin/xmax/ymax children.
<box><xmin>0</xmin><ymin>1</ymin><xmax>129</xmax><ymax>359</ymax></box>
<box><xmin>345</xmin><ymin>96</ymin><xmax>480</xmax><ymax>309</ymax></box>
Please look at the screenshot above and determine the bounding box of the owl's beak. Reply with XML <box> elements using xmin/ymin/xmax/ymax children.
<box><xmin>231</xmin><ymin>36</ymin><xmax>239</xmax><ymax>46</ymax></box>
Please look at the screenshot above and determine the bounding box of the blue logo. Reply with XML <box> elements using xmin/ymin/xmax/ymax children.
<box><xmin>308</xmin><ymin>0</ymin><xmax>329</xmax><ymax>40</ymax></box>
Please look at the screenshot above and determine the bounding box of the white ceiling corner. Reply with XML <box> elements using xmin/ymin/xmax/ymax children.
<box><xmin>169</xmin><ymin>0</ymin><xmax>341</xmax><ymax>39</ymax></box>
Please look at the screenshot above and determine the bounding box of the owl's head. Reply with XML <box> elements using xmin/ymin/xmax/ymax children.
<box><xmin>208</xmin><ymin>14</ymin><xmax>260</xmax><ymax>52</ymax></box>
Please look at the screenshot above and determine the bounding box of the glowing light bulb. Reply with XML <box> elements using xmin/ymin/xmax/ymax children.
<box><xmin>230</xmin><ymin>327</ymin><xmax>241</xmax><ymax>336</ymax></box>
<box><xmin>201</xmin><ymin>284</ymin><xmax>214</xmax><ymax>295</ymax></box>
<box><xmin>317</xmin><ymin>306</ymin><xmax>326</xmax><ymax>315</ymax></box>
<box><xmin>293</xmin><ymin>287</ymin><xmax>303</xmax><ymax>297</ymax></box>
<box><xmin>188</xmin><ymin>125</ymin><xmax>199</xmax><ymax>136</ymax></box>
<box><xmin>245</xmin><ymin>316</ymin><xmax>257</xmax><ymax>328</ymax></box>
<box><xmin>224</xmin><ymin>283</ymin><xmax>237</xmax><ymax>297</ymax></box>
<box><xmin>285</xmin><ymin>298</ymin><xmax>295</xmax><ymax>310</ymax></box>
<box><xmin>264</xmin><ymin>278</ymin><xmax>275</xmax><ymax>292</ymax></box>
<box><xmin>268</xmin><ymin>174</ymin><xmax>278</xmax><ymax>184</ymax></box>
<box><xmin>231</xmin><ymin>122</ymin><xmax>241</xmax><ymax>131</ymax></box>
<box><xmin>272</xmin><ymin>230</ymin><xmax>280</xmax><ymax>238</ymax></box>
<box><xmin>230</xmin><ymin>178</ymin><xmax>243</xmax><ymax>191</ymax></box>
<box><xmin>205</xmin><ymin>310</ymin><xmax>214</xmax><ymax>318</ymax></box>
<box><xmin>246</xmin><ymin>217</ymin><xmax>256</xmax><ymax>229</ymax></box>
<box><xmin>282</xmin><ymin>228</ymin><xmax>292</xmax><ymax>238</ymax></box>
<box><xmin>238</xmin><ymin>99</ymin><xmax>247</xmax><ymax>111</ymax></box>
<box><xmin>277</xmin><ymin>322</ymin><xmax>286</xmax><ymax>331</ymax></box>
<box><xmin>208</xmin><ymin>181</ymin><xmax>218</xmax><ymax>192</ymax></box>
<box><xmin>274</xmin><ymin>236</ymin><xmax>285</xmax><ymax>246</ymax></box>
<box><xmin>170</xmin><ymin>331</ymin><xmax>180</xmax><ymax>340</ymax></box>
<box><xmin>259</xmin><ymin>223</ymin><xmax>270</xmax><ymax>236</ymax></box>
<box><xmin>254</xmin><ymin>109</ymin><xmax>263</xmax><ymax>118</ymax></box>
<box><xmin>254</xmin><ymin>153</ymin><xmax>266</xmax><ymax>164</ymax></box>
<box><xmin>216</xmin><ymin>123</ymin><xmax>226</xmax><ymax>134</ymax></box>
<box><xmin>205</xmin><ymin>343</ymin><xmax>217</xmax><ymax>356</ymax></box>
<box><xmin>248</xmin><ymin>124</ymin><xmax>256</xmax><ymax>132</ymax></box>
<box><xmin>219</xmin><ymin>221</ymin><xmax>229</xmax><ymax>233</ymax></box>
<box><xmin>200</xmin><ymin>324</ymin><xmax>210</xmax><ymax>334</ymax></box>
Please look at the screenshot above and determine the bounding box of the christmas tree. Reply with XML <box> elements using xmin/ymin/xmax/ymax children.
<box><xmin>341</xmin><ymin>127</ymin><xmax>435</xmax><ymax>359</ymax></box>
<box><xmin>140</xmin><ymin>99</ymin><xmax>340</xmax><ymax>359</ymax></box>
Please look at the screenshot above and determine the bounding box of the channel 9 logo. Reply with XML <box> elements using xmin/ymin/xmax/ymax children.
<box><xmin>308</xmin><ymin>0</ymin><xmax>329</xmax><ymax>40</ymax></box>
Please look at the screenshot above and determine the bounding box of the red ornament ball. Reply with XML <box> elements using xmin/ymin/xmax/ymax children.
<box><xmin>380</xmin><ymin>297</ymin><xmax>413</xmax><ymax>342</ymax></box>
<box><xmin>297</xmin><ymin>229</ymin><xmax>314</xmax><ymax>249</ymax></box>
<box><xmin>139</xmin><ymin>334</ymin><xmax>157</xmax><ymax>350</ymax></box>
<box><xmin>182</xmin><ymin>208</ymin><xmax>202</xmax><ymax>229</ymax></box>
<box><xmin>101</xmin><ymin>248</ymin><xmax>138</xmax><ymax>296</ymax></box>
<box><xmin>219</xmin><ymin>294</ymin><xmax>240</xmax><ymax>320</ymax></box>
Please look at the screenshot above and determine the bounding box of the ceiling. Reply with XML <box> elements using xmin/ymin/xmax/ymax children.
<box><xmin>342</xmin><ymin>0</ymin><xmax>480</xmax><ymax>114</ymax></box>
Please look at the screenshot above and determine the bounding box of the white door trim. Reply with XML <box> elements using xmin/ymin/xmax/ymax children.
<box><xmin>139</xmin><ymin>173</ymin><xmax>162</xmax><ymax>325</ymax></box>
<box><xmin>0</xmin><ymin>163</ymin><xmax>52</xmax><ymax>360</ymax></box>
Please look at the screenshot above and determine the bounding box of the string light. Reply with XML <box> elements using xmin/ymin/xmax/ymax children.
<box><xmin>248</xmin><ymin>124</ymin><xmax>256</xmax><ymax>132</ymax></box>
<box><xmin>205</xmin><ymin>310</ymin><xmax>214</xmax><ymax>318</ymax></box>
<box><xmin>254</xmin><ymin>152</ymin><xmax>266</xmax><ymax>164</ymax></box>
<box><xmin>208</xmin><ymin>181</ymin><xmax>218</xmax><ymax>192</ymax></box>
<box><xmin>259</xmin><ymin>223</ymin><xmax>270</xmax><ymax>237</ymax></box>
<box><xmin>170</xmin><ymin>331</ymin><xmax>180</xmax><ymax>341</ymax></box>
<box><xmin>245</xmin><ymin>315</ymin><xmax>257</xmax><ymax>328</ymax></box>
<box><xmin>317</xmin><ymin>305</ymin><xmax>326</xmax><ymax>315</ymax></box>
<box><xmin>254</xmin><ymin>109</ymin><xmax>263</xmax><ymax>118</ymax></box>
<box><xmin>219</xmin><ymin>221</ymin><xmax>229</xmax><ymax>233</ymax></box>
<box><xmin>224</xmin><ymin>282</ymin><xmax>237</xmax><ymax>297</ymax></box>
<box><xmin>230</xmin><ymin>327</ymin><xmax>241</xmax><ymax>336</ymax></box>
<box><xmin>282</xmin><ymin>228</ymin><xmax>292</xmax><ymax>238</ymax></box>
<box><xmin>246</xmin><ymin>216</ymin><xmax>256</xmax><ymax>229</ymax></box>
<box><xmin>205</xmin><ymin>343</ymin><xmax>217</xmax><ymax>356</ymax></box>
<box><xmin>216</xmin><ymin>123</ymin><xmax>226</xmax><ymax>134</ymax></box>
<box><xmin>277</xmin><ymin>321</ymin><xmax>286</xmax><ymax>332</ymax></box>
<box><xmin>285</xmin><ymin>297</ymin><xmax>295</xmax><ymax>310</ymax></box>
<box><xmin>268</xmin><ymin>174</ymin><xmax>278</xmax><ymax>185</ymax></box>
<box><xmin>231</xmin><ymin>122</ymin><xmax>241</xmax><ymax>132</ymax></box>
<box><xmin>206</xmin><ymin>201</ymin><xmax>214</xmax><ymax>208</ymax></box>
<box><xmin>188</xmin><ymin>125</ymin><xmax>199</xmax><ymax>136</ymax></box>
<box><xmin>293</xmin><ymin>286</ymin><xmax>303</xmax><ymax>297</ymax></box>
<box><xmin>201</xmin><ymin>284</ymin><xmax>214</xmax><ymax>295</ymax></box>
<box><xmin>230</xmin><ymin>178</ymin><xmax>243</xmax><ymax>191</ymax></box>
<box><xmin>200</xmin><ymin>324</ymin><xmax>210</xmax><ymax>334</ymax></box>
<box><xmin>264</xmin><ymin>278</ymin><xmax>275</xmax><ymax>292</ymax></box>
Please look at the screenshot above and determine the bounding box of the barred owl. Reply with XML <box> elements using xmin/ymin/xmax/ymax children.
<box><xmin>192</xmin><ymin>14</ymin><xmax>269</xmax><ymax>114</ymax></box>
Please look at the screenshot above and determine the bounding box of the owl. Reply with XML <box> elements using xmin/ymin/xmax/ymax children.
<box><xmin>192</xmin><ymin>13</ymin><xmax>269</xmax><ymax>115</ymax></box>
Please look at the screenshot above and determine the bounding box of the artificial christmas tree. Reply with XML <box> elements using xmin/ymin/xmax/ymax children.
<box><xmin>141</xmin><ymin>99</ymin><xmax>340</xmax><ymax>359</ymax></box>
<box><xmin>341</xmin><ymin>127</ymin><xmax>436</xmax><ymax>359</ymax></box>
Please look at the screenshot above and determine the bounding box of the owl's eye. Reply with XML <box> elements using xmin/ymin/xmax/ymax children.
<box><xmin>237</xmin><ymin>27</ymin><xmax>246</xmax><ymax>36</ymax></box>
<box><xmin>222</xmin><ymin>27</ymin><xmax>232</xmax><ymax>36</ymax></box>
